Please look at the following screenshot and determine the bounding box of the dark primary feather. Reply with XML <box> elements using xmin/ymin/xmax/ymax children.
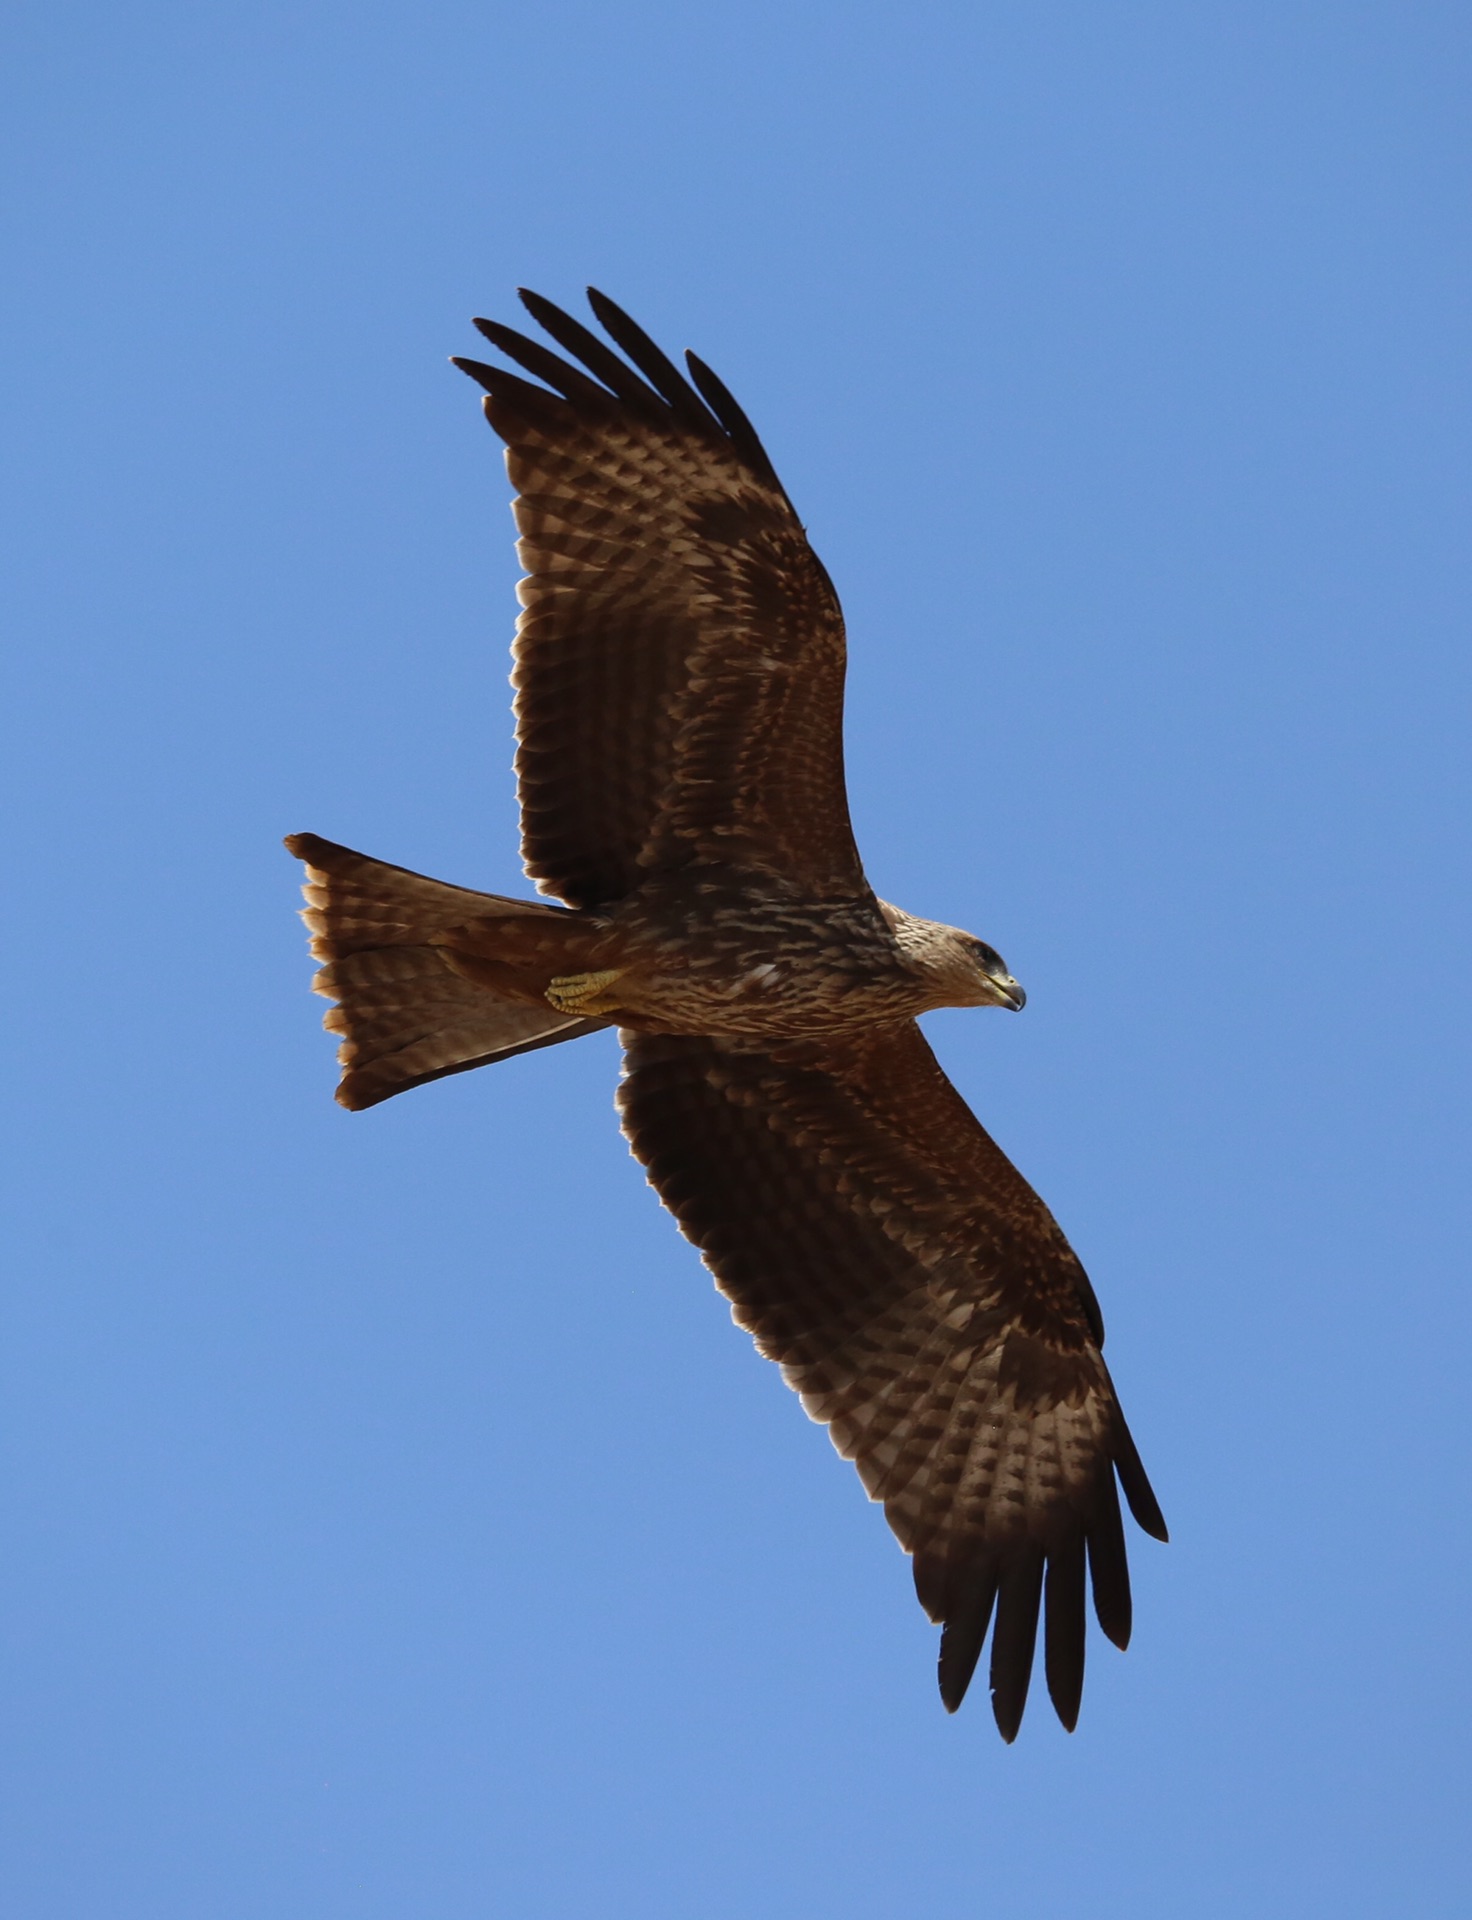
<box><xmin>470</xmin><ymin>317</ymin><xmax>611</xmax><ymax>404</ymax></box>
<box><xmin>450</xmin><ymin>357</ymin><xmax>566</xmax><ymax>427</ymax></box>
<box><xmin>1113</xmin><ymin>1404</ymin><xmax>1170</xmax><ymax>1541</ymax></box>
<box><xmin>937</xmin><ymin>1562</ymin><xmax>999</xmax><ymax>1713</ymax></box>
<box><xmin>1086</xmin><ymin>1472</ymin><xmax>1135</xmax><ymax>1650</ymax></box>
<box><xmin>989</xmin><ymin>1548</ymin><xmax>1045</xmax><ymax>1743</ymax></box>
<box><xmin>1043</xmin><ymin>1536</ymin><xmax>1088</xmax><ymax>1731</ymax></box>
<box><xmin>516</xmin><ymin>286</ymin><xmax>669</xmax><ymax>412</ymax></box>
<box><xmin>584</xmin><ymin>287</ymin><xmax>713</xmax><ymax>428</ymax></box>
<box><xmin>617</xmin><ymin>1020</ymin><xmax>1166</xmax><ymax>1739</ymax></box>
<box><xmin>684</xmin><ymin>350</ymin><xmax>787</xmax><ymax>493</ymax></box>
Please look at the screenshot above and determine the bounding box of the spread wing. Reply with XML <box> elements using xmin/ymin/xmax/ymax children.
<box><xmin>617</xmin><ymin>1021</ymin><xmax>1167</xmax><ymax>1740</ymax></box>
<box><xmin>453</xmin><ymin>289</ymin><xmax>865</xmax><ymax>910</ymax></box>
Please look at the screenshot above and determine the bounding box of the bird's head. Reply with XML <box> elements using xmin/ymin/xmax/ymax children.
<box><xmin>948</xmin><ymin>931</ymin><xmax>1026</xmax><ymax>1011</ymax></box>
<box><xmin>884</xmin><ymin>907</ymin><xmax>1027</xmax><ymax>1012</ymax></box>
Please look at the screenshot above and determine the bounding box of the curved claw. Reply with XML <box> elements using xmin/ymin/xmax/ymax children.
<box><xmin>546</xmin><ymin>969</ymin><xmax>624</xmax><ymax>1014</ymax></box>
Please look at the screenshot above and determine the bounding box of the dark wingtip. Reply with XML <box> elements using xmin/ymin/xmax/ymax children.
<box><xmin>937</xmin><ymin>1622</ymin><xmax>984</xmax><ymax>1714</ymax></box>
<box><xmin>932</xmin><ymin>1560</ymin><xmax>999</xmax><ymax>1716</ymax></box>
<box><xmin>988</xmin><ymin>1551</ymin><xmax>1044</xmax><ymax>1743</ymax></box>
<box><xmin>450</xmin><ymin>354</ymin><xmax>495</xmax><ymax>389</ymax></box>
<box><xmin>683</xmin><ymin>347</ymin><xmax>785</xmax><ymax>491</ymax></box>
<box><xmin>582</xmin><ymin>286</ymin><xmax>710</xmax><ymax>425</ymax></box>
<box><xmin>469</xmin><ymin>318</ymin><xmax>609</xmax><ymax>403</ymax></box>
<box><xmin>511</xmin><ymin>287</ymin><xmax>660</xmax><ymax>410</ymax></box>
<box><xmin>1043</xmin><ymin>1539</ymin><xmax>1087</xmax><ymax>1732</ymax></box>
<box><xmin>1114</xmin><ymin>1413</ymin><xmax>1170</xmax><ymax>1542</ymax></box>
<box><xmin>1087</xmin><ymin>1476</ymin><xmax>1134</xmax><ymax>1652</ymax></box>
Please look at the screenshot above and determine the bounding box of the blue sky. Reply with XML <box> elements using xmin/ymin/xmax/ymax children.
<box><xmin>3</xmin><ymin>4</ymin><xmax>1469</xmax><ymax>1915</ymax></box>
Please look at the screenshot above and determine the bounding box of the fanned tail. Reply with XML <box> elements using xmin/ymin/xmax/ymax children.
<box><xmin>284</xmin><ymin>832</ymin><xmax>607</xmax><ymax>1110</ymax></box>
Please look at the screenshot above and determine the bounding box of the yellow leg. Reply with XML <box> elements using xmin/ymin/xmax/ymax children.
<box><xmin>545</xmin><ymin>968</ymin><xmax>625</xmax><ymax>1015</ymax></box>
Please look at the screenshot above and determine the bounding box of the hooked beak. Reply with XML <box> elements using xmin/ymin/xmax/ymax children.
<box><xmin>989</xmin><ymin>974</ymin><xmax>1026</xmax><ymax>1011</ymax></box>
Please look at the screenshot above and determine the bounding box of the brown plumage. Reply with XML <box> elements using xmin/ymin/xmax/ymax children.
<box><xmin>287</xmin><ymin>288</ymin><xmax>1166</xmax><ymax>1740</ymax></box>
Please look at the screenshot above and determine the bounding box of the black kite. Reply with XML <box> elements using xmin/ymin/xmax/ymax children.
<box><xmin>287</xmin><ymin>289</ymin><xmax>1166</xmax><ymax>1740</ymax></box>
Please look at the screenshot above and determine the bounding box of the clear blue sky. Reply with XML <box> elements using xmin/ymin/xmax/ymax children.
<box><xmin>4</xmin><ymin>4</ymin><xmax>1469</xmax><ymax>1915</ymax></box>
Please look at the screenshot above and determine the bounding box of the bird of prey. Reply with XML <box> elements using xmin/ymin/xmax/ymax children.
<box><xmin>287</xmin><ymin>287</ymin><xmax>1166</xmax><ymax>1741</ymax></box>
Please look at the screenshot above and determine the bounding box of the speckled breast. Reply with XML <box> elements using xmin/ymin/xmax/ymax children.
<box><xmin>604</xmin><ymin>871</ymin><xmax>929</xmax><ymax>1039</ymax></box>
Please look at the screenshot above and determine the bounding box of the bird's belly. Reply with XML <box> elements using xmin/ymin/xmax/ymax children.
<box><xmin>625</xmin><ymin>969</ymin><xmax>918</xmax><ymax>1038</ymax></box>
<box><xmin>609</xmin><ymin>894</ymin><xmax>922</xmax><ymax>1038</ymax></box>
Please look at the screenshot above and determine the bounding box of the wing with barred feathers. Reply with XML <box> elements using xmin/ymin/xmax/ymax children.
<box><xmin>616</xmin><ymin>1020</ymin><xmax>1166</xmax><ymax>1741</ymax></box>
<box><xmin>453</xmin><ymin>289</ymin><xmax>864</xmax><ymax>910</ymax></box>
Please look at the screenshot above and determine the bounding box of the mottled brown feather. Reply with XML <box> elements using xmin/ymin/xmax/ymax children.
<box><xmin>617</xmin><ymin>1020</ymin><xmax>1164</xmax><ymax>1737</ymax></box>
<box><xmin>458</xmin><ymin>292</ymin><xmax>864</xmax><ymax>908</ymax></box>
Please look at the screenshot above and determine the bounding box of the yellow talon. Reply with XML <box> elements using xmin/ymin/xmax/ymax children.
<box><xmin>546</xmin><ymin>968</ymin><xmax>624</xmax><ymax>1014</ymax></box>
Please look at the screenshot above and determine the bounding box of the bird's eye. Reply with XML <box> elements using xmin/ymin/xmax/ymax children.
<box><xmin>969</xmin><ymin>940</ymin><xmax>1005</xmax><ymax>975</ymax></box>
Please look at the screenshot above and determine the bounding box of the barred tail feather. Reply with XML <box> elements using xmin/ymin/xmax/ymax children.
<box><xmin>284</xmin><ymin>832</ymin><xmax>606</xmax><ymax>1110</ymax></box>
